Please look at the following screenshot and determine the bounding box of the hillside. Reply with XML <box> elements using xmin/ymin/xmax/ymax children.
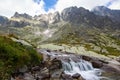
<box><xmin>0</xmin><ymin>5</ymin><xmax>120</xmax><ymax>80</ymax></box>
<box><xmin>0</xmin><ymin>6</ymin><xmax>120</xmax><ymax>57</ymax></box>
<box><xmin>0</xmin><ymin>35</ymin><xmax>42</xmax><ymax>80</ymax></box>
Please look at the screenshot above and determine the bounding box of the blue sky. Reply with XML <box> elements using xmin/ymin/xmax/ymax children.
<box><xmin>0</xmin><ymin>0</ymin><xmax>120</xmax><ymax>17</ymax></box>
<box><xmin>33</xmin><ymin>0</ymin><xmax>58</xmax><ymax>11</ymax></box>
<box><xmin>33</xmin><ymin>0</ymin><xmax>120</xmax><ymax>13</ymax></box>
<box><xmin>43</xmin><ymin>0</ymin><xmax>58</xmax><ymax>11</ymax></box>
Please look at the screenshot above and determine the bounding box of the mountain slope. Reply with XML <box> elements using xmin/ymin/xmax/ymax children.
<box><xmin>0</xmin><ymin>6</ymin><xmax>120</xmax><ymax>57</ymax></box>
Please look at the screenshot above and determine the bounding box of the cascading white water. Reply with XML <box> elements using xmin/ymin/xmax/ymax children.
<box><xmin>39</xmin><ymin>49</ymin><xmax>103</xmax><ymax>80</ymax></box>
<box><xmin>62</xmin><ymin>58</ymin><xmax>101</xmax><ymax>80</ymax></box>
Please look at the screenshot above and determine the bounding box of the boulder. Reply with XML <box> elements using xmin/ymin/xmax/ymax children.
<box><xmin>32</xmin><ymin>67</ymin><xmax>50</xmax><ymax>80</ymax></box>
<box><xmin>61</xmin><ymin>73</ymin><xmax>73</xmax><ymax>80</ymax></box>
<box><xmin>101</xmin><ymin>63</ymin><xmax>120</xmax><ymax>74</ymax></box>
<box><xmin>40</xmin><ymin>67</ymin><xmax>49</xmax><ymax>74</ymax></box>
<box><xmin>24</xmin><ymin>73</ymin><xmax>35</xmax><ymax>80</ymax></box>
<box><xmin>49</xmin><ymin>58</ymin><xmax>62</xmax><ymax>70</ymax></box>
<box><xmin>72</xmin><ymin>73</ymin><xmax>84</xmax><ymax>80</ymax></box>
<box><xmin>82</xmin><ymin>55</ymin><xmax>92</xmax><ymax>61</ymax></box>
<box><xmin>38</xmin><ymin>73</ymin><xmax>50</xmax><ymax>80</ymax></box>
<box><xmin>72</xmin><ymin>73</ymin><xmax>81</xmax><ymax>79</ymax></box>
<box><xmin>116</xmin><ymin>57</ymin><xmax>120</xmax><ymax>62</ymax></box>
<box><xmin>51</xmin><ymin>69</ymin><xmax>63</xmax><ymax>79</ymax></box>
<box><xmin>46</xmin><ymin>49</ymin><xmax>51</xmax><ymax>52</ymax></box>
<box><xmin>91</xmin><ymin>61</ymin><xmax>103</xmax><ymax>68</ymax></box>
<box><xmin>99</xmin><ymin>59</ymin><xmax>109</xmax><ymax>64</ymax></box>
<box><xmin>31</xmin><ymin>66</ymin><xmax>40</xmax><ymax>71</ymax></box>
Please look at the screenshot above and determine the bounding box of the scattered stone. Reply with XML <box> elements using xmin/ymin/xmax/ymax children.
<box><xmin>91</xmin><ymin>61</ymin><xmax>103</xmax><ymax>68</ymax></box>
<box><xmin>72</xmin><ymin>73</ymin><xmax>84</xmax><ymax>80</ymax></box>
<box><xmin>39</xmin><ymin>73</ymin><xmax>51</xmax><ymax>80</ymax></box>
<box><xmin>116</xmin><ymin>57</ymin><xmax>120</xmax><ymax>62</ymax></box>
<box><xmin>24</xmin><ymin>73</ymin><xmax>35</xmax><ymax>80</ymax></box>
<box><xmin>61</xmin><ymin>73</ymin><xmax>73</xmax><ymax>80</ymax></box>
<box><xmin>99</xmin><ymin>59</ymin><xmax>109</xmax><ymax>64</ymax></box>
<box><xmin>32</xmin><ymin>66</ymin><xmax>40</xmax><ymax>71</ymax></box>
<box><xmin>10</xmin><ymin>49</ymin><xmax>120</xmax><ymax>80</ymax></box>
<box><xmin>46</xmin><ymin>49</ymin><xmax>51</xmax><ymax>52</ymax></box>
<box><xmin>51</xmin><ymin>69</ymin><xmax>63</xmax><ymax>79</ymax></box>
<box><xmin>40</xmin><ymin>67</ymin><xmax>49</xmax><ymax>74</ymax></box>
<box><xmin>49</xmin><ymin>58</ymin><xmax>62</xmax><ymax>70</ymax></box>
<box><xmin>82</xmin><ymin>55</ymin><xmax>92</xmax><ymax>61</ymax></box>
<box><xmin>59</xmin><ymin>49</ymin><xmax>62</xmax><ymax>52</ymax></box>
<box><xmin>72</xmin><ymin>73</ymin><xmax>81</xmax><ymax>79</ymax></box>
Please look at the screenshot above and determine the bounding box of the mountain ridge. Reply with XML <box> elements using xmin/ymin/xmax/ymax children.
<box><xmin>92</xmin><ymin>6</ymin><xmax>120</xmax><ymax>23</ymax></box>
<box><xmin>0</xmin><ymin>6</ymin><xmax>120</xmax><ymax>29</ymax></box>
<box><xmin>0</xmin><ymin>6</ymin><xmax>120</xmax><ymax>52</ymax></box>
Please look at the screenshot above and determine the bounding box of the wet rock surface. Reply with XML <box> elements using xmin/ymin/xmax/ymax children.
<box><xmin>11</xmin><ymin>49</ymin><xmax>120</xmax><ymax>80</ymax></box>
<box><xmin>91</xmin><ymin>61</ymin><xmax>103</xmax><ymax>68</ymax></box>
<box><xmin>72</xmin><ymin>73</ymin><xmax>84</xmax><ymax>80</ymax></box>
<box><xmin>11</xmin><ymin>59</ymin><xmax>84</xmax><ymax>80</ymax></box>
<box><xmin>61</xmin><ymin>74</ymin><xmax>73</xmax><ymax>80</ymax></box>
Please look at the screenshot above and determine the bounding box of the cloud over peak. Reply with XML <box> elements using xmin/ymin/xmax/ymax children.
<box><xmin>0</xmin><ymin>0</ymin><xmax>120</xmax><ymax>17</ymax></box>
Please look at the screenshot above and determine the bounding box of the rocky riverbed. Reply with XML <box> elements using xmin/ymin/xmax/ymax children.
<box><xmin>11</xmin><ymin>49</ymin><xmax>120</xmax><ymax>80</ymax></box>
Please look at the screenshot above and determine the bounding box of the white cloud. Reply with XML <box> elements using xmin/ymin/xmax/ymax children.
<box><xmin>0</xmin><ymin>0</ymin><xmax>46</xmax><ymax>18</ymax></box>
<box><xmin>109</xmin><ymin>0</ymin><xmax>120</xmax><ymax>10</ymax></box>
<box><xmin>0</xmin><ymin>0</ymin><xmax>120</xmax><ymax>18</ymax></box>
<box><xmin>55</xmin><ymin>0</ymin><xmax>113</xmax><ymax>11</ymax></box>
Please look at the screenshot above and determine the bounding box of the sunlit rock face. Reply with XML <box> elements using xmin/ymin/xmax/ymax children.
<box><xmin>0</xmin><ymin>6</ymin><xmax>120</xmax><ymax>29</ymax></box>
<box><xmin>61</xmin><ymin>6</ymin><xmax>90</xmax><ymax>23</ymax></box>
<box><xmin>34</xmin><ymin>14</ymin><xmax>49</xmax><ymax>22</ymax></box>
<box><xmin>0</xmin><ymin>6</ymin><xmax>120</xmax><ymax>46</ymax></box>
<box><xmin>48</xmin><ymin>12</ymin><xmax>60</xmax><ymax>24</ymax></box>
<box><xmin>33</xmin><ymin>11</ymin><xmax>60</xmax><ymax>24</ymax></box>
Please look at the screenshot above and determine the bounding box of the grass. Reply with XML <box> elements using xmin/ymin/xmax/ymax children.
<box><xmin>0</xmin><ymin>35</ymin><xmax>42</xmax><ymax>80</ymax></box>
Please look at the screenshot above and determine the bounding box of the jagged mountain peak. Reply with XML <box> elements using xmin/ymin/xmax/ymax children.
<box><xmin>92</xmin><ymin>6</ymin><xmax>110</xmax><ymax>12</ymax></box>
<box><xmin>0</xmin><ymin>6</ymin><xmax>120</xmax><ymax>50</ymax></box>
<box><xmin>61</xmin><ymin>6</ymin><xmax>89</xmax><ymax>15</ymax></box>
<box><xmin>92</xmin><ymin>6</ymin><xmax>120</xmax><ymax>22</ymax></box>
<box><xmin>61</xmin><ymin>6</ymin><xmax>91</xmax><ymax>23</ymax></box>
<box><xmin>0</xmin><ymin>6</ymin><xmax>119</xmax><ymax>29</ymax></box>
<box><xmin>92</xmin><ymin>6</ymin><xmax>111</xmax><ymax>17</ymax></box>
<box><xmin>34</xmin><ymin>11</ymin><xmax>60</xmax><ymax>24</ymax></box>
<box><xmin>12</xmin><ymin>12</ymin><xmax>32</xmax><ymax>19</ymax></box>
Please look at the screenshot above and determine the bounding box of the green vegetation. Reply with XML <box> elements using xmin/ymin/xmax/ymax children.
<box><xmin>0</xmin><ymin>26</ymin><xmax>44</xmax><ymax>46</ymax></box>
<box><xmin>105</xmin><ymin>47</ymin><xmax>120</xmax><ymax>56</ymax></box>
<box><xmin>0</xmin><ymin>36</ymin><xmax>42</xmax><ymax>80</ymax></box>
<box><xmin>84</xmin><ymin>35</ymin><xmax>120</xmax><ymax>56</ymax></box>
<box><xmin>56</xmin><ymin>32</ymin><xmax>81</xmax><ymax>45</ymax></box>
<box><xmin>49</xmin><ymin>25</ymin><xmax>120</xmax><ymax>57</ymax></box>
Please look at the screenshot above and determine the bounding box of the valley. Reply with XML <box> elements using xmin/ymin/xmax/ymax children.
<box><xmin>0</xmin><ymin>6</ymin><xmax>120</xmax><ymax>80</ymax></box>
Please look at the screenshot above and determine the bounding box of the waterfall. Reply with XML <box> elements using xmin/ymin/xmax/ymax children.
<box><xmin>39</xmin><ymin>49</ymin><xmax>103</xmax><ymax>80</ymax></box>
<box><xmin>62</xmin><ymin>58</ymin><xmax>101</xmax><ymax>80</ymax></box>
